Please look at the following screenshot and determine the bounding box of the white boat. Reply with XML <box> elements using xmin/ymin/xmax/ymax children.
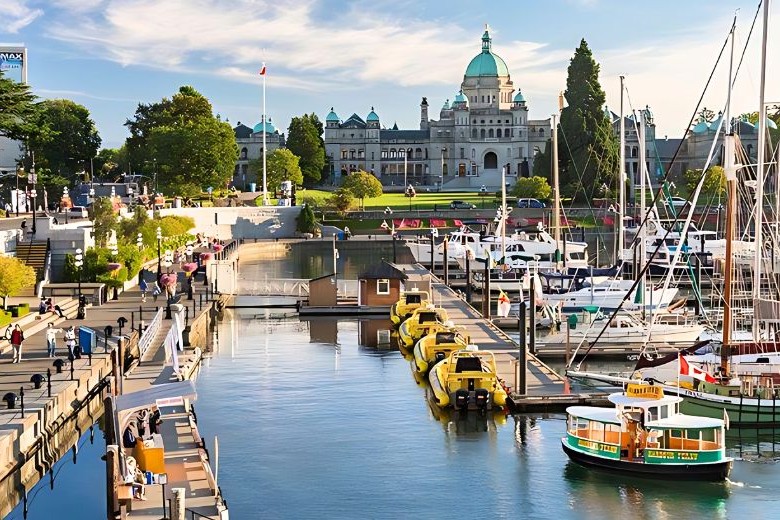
<box><xmin>532</xmin><ymin>275</ymin><xmax>678</xmax><ymax>313</ymax></box>
<box><xmin>569</xmin><ymin>313</ymin><xmax>704</xmax><ymax>346</ymax></box>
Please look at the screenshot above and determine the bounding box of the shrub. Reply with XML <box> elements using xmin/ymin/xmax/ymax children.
<box><xmin>296</xmin><ymin>204</ymin><xmax>318</xmax><ymax>234</ymax></box>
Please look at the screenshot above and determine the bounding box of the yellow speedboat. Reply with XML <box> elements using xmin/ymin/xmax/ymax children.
<box><xmin>428</xmin><ymin>349</ymin><xmax>508</xmax><ymax>410</ymax></box>
<box><xmin>390</xmin><ymin>290</ymin><xmax>430</xmax><ymax>327</ymax></box>
<box><xmin>413</xmin><ymin>330</ymin><xmax>468</xmax><ymax>375</ymax></box>
<box><xmin>398</xmin><ymin>306</ymin><xmax>450</xmax><ymax>349</ymax></box>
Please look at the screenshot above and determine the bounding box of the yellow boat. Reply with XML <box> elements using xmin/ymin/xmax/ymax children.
<box><xmin>428</xmin><ymin>349</ymin><xmax>508</xmax><ymax>410</ymax></box>
<box><xmin>390</xmin><ymin>290</ymin><xmax>430</xmax><ymax>327</ymax></box>
<box><xmin>398</xmin><ymin>306</ymin><xmax>450</xmax><ymax>349</ymax></box>
<box><xmin>412</xmin><ymin>330</ymin><xmax>469</xmax><ymax>375</ymax></box>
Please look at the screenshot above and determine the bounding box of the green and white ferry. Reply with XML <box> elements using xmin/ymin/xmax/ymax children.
<box><xmin>562</xmin><ymin>383</ymin><xmax>732</xmax><ymax>481</ymax></box>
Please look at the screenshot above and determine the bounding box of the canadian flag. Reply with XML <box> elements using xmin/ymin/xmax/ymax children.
<box><xmin>497</xmin><ymin>290</ymin><xmax>511</xmax><ymax>318</ymax></box>
<box><xmin>259</xmin><ymin>64</ymin><xmax>266</xmax><ymax>75</ymax></box>
<box><xmin>679</xmin><ymin>355</ymin><xmax>716</xmax><ymax>383</ymax></box>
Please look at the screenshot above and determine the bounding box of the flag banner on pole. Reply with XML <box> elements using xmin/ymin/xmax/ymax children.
<box><xmin>679</xmin><ymin>355</ymin><xmax>716</xmax><ymax>383</ymax></box>
<box><xmin>453</xmin><ymin>219</ymin><xmax>464</xmax><ymax>228</ymax></box>
<box><xmin>497</xmin><ymin>290</ymin><xmax>511</xmax><ymax>318</ymax></box>
<box><xmin>259</xmin><ymin>64</ymin><xmax>266</xmax><ymax>75</ymax></box>
<box><xmin>380</xmin><ymin>220</ymin><xmax>389</xmax><ymax>230</ymax></box>
<box><xmin>430</xmin><ymin>218</ymin><xmax>447</xmax><ymax>228</ymax></box>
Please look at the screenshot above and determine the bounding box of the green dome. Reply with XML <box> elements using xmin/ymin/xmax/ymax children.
<box><xmin>692</xmin><ymin>121</ymin><xmax>709</xmax><ymax>134</ymax></box>
<box><xmin>326</xmin><ymin>107</ymin><xmax>339</xmax><ymax>122</ymax></box>
<box><xmin>513</xmin><ymin>90</ymin><xmax>525</xmax><ymax>103</ymax></box>
<box><xmin>464</xmin><ymin>29</ymin><xmax>509</xmax><ymax>77</ymax></box>
<box><xmin>442</xmin><ymin>99</ymin><xmax>450</xmax><ymax>110</ymax></box>
<box><xmin>366</xmin><ymin>107</ymin><xmax>379</xmax><ymax>122</ymax></box>
<box><xmin>454</xmin><ymin>91</ymin><xmax>467</xmax><ymax>104</ymax></box>
<box><xmin>253</xmin><ymin>117</ymin><xmax>276</xmax><ymax>134</ymax></box>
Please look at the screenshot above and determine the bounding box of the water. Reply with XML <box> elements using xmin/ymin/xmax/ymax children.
<box><xmin>191</xmin><ymin>312</ymin><xmax>780</xmax><ymax>519</ymax></box>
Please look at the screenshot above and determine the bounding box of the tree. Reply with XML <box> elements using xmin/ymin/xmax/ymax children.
<box><xmin>342</xmin><ymin>171</ymin><xmax>383</xmax><ymax>209</ymax></box>
<box><xmin>30</xmin><ymin>99</ymin><xmax>101</xmax><ymax>180</ymax></box>
<box><xmin>558</xmin><ymin>39</ymin><xmax>619</xmax><ymax>200</ymax></box>
<box><xmin>94</xmin><ymin>147</ymin><xmax>128</xmax><ymax>180</ymax></box>
<box><xmin>296</xmin><ymin>204</ymin><xmax>318</xmax><ymax>235</ymax></box>
<box><xmin>0</xmin><ymin>69</ymin><xmax>39</xmax><ymax>142</ymax></box>
<box><xmin>0</xmin><ymin>256</ymin><xmax>36</xmax><ymax>308</ymax></box>
<box><xmin>531</xmin><ymin>140</ymin><xmax>552</xmax><ymax>179</ymax></box>
<box><xmin>696</xmin><ymin>107</ymin><xmax>716</xmax><ymax>123</ymax></box>
<box><xmin>683</xmin><ymin>166</ymin><xmax>726</xmax><ymax>202</ymax></box>
<box><xmin>511</xmin><ymin>176</ymin><xmax>552</xmax><ymax>200</ymax></box>
<box><xmin>125</xmin><ymin>86</ymin><xmax>236</xmax><ymax>194</ymax></box>
<box><xmin>249</xmin><ymin>148</ymin><xmax>303</xmax><ymax>194</ymax></box>
<box><xmin>287</xmin><ymin>114</ymin><xmax>326</xmax><ymax>186</ymax></box>
<box><xmin>89</xmin><ymin>197</ymin><xmax>117</xmax><ymax>248</ymax></box>
<box><xmin>329</xmin><ymin>188</ymin><xmax>354</xmax><ymax>215</ymax></box>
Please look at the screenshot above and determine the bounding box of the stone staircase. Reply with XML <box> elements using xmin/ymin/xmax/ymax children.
<box><xmin>15</xmin><ymin>240</ymin><xmax>49</xmax><ymax>296</ymax></box>
<box><xmin>0</xmin><ymin>298</ymin><xmax>80</xmax><ymax>356</ymax></box>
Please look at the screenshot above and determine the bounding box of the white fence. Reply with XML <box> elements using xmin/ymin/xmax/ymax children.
<box><xmin>138</xmin><ymin>308</ymin><xmax>164</xmax><ymax>360</ymax></box>
<box><xmin>241</xmin><ymin>278</ymin><xmax>358</xmax><ymax>298</ymax></box>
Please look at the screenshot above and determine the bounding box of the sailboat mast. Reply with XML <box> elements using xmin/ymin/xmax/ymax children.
<box><xmin>721</xmin><ymin>14</ymin><xmax>737</xmax><ymax>376</ymax></box>
<box><xmin>552</xmin><ymin>113</ymin><xmax>561</xmax><ymax>268</ymax></box>
<box><xmin>262</xmin><ymin>62</ymin><xmax>268</xmax><ymax>206</ymax></box>
<box><xmin>753</xmin><ymin>0</ymin><xmax>770</xmax><ymax>341</ymax></box>
<box><xmin>501</xmin><ymin>165</ymin><xmax>507</xmax><ymax>264</ymax></box>
<box><xmin>638</xmin><ymin>109</ymin><xmax>647</xmax><ymax>320</ymax></box>
<box><xmin>618</xmin><ymin>76</ymin><xmax>626</xmax><ymax>264</ymax></box>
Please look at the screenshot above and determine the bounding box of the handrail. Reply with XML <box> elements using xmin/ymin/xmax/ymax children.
<box><xmin>184</xmin><ymin>507</ymin><xmax>219</xmax><ymax>519</ymax></box>
<box><xmin>138</xmin><ymin>307</ymin><xmax>164</xmax><ymax>359</ymax></box>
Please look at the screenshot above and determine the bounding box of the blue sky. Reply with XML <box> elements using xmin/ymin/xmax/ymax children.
<box><xmin>1</xmin><ymin>0</ymin><xmax>778</xmax><ymax>149</ymax></box>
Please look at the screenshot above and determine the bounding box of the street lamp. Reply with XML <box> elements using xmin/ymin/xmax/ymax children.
<box><xmin>29</xmin><ymin>151</ymin><xmax>37</xmax><ymax>235</ymax></box>
<box><xmin>156</xmin><ymin>226</ymin><xmax>162</xmax><ymax>280</ymax></box>
<box><xmin>162</xmin><ymin>251</ymin><xmax>173</xmax><ymax>319</ymax></box>
<box><xmin>74</xmin><ymin>248</ymin><xmax>84</xmax><ymax>318</ymax></box>
<box><xmin>137</xmin><ymin>232</ymin><xmax>143</xmax><ymax>250</ymax></box>
<box><xmin>186</xmin><ymin>242</ymin><xmax>193</xmax><ymax>262</ymax></box>
<box><xmin>63</xmin><ymin>186</ymin><xmax>70</xmax><ymax>224</ymax></box>
<box><xmin>110</xmin><ymin>241</ymin><xmax>120</xmax><ymax>300</ymax></box>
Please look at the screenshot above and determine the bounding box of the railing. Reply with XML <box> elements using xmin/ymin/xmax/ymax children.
<box><xmin>138</xmin><ymin>308</ymin><xmax>164</xmax><ymax>360</ymax></box>
<box><xmin>240</xmin><ymin>278</ymin><xmax>359</xmax><ymax>298</ymax></box>
<box><xmin>37</xmin><ymin>239</ymin><xmax>52</xmax><ymax>298</ymax></box>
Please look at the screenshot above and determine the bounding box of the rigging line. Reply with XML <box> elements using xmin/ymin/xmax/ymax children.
<box><xmin>571</xmin><ymin>19</ymin><xmax>737</xmax><ymax>370</ymax></box>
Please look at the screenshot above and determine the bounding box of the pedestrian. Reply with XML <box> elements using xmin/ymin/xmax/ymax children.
<box><xmin>64</xmin><ymin>326</ymin><xmax>76</xmax><ymax>359</ymax></box>
<box><xmin>10</xmin><ymin>324</ymin><xmax>24</xmax><ymax>363</ymax></box>
<box><xmin>54</xmin><ymin>304</ymin><xmax>65</xmax><ymax>318</ymax></box>
<box><xmin>45</xmin><ymin>322</ymin><xmax>63</xmax><ymax>358</ymax></box>
<box><xmin>139</xmin><ymin>278</ymin><xmax>148</xmax><ymax>302</ymax></box>
<box><xmin>152</xmin><ymin>281</ymin><xmax>161</xmax><ymax>302</ymax></box>
<box><xmin>38</xmin><ymin>298</ymin><xmax>47</xmax><ymax>315</ymax></box>
<box><xmin>149</xmin><ymin>407</ymin><xmax>162</xmax><ymax>435</ymax></box>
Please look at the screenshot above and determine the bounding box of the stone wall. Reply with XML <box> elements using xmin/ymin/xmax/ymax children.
<box><xmin>158</xmin><ymin>206</ymin><xmax>301</xmax><ymax>240</ymax></box>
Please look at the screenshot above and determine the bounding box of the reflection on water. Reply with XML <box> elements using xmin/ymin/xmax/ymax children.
<box><xmin>193</xmin><ymin>314</ymin><xmax>780</xmax><ymax>519</ymax></box>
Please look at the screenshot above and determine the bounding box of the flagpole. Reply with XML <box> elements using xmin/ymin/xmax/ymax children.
<box><xmin>262</xmin><ymin>61</ymin><xmax>268</xmax><ymax>206</ymax></box>
<box><xmin>677</xmin><ymin>351</ymin><xmax>681</xmax><ymax>390</ymax></box>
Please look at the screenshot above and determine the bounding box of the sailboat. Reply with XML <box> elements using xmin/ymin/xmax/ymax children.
<box><xmin>571</xmin><ymin>3</ymin><xmax>780</xmax><ymax>426</ymax></box>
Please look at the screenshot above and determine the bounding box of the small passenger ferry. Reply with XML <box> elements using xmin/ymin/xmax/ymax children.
<box><xmin>561</xmin><ymin>383</ymin><xmax>732</xmax><ymax>481</ymax></box>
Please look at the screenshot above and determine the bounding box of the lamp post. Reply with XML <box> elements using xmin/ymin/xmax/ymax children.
<box><xmin>29</xmin><ymin>151</ymin><xmax>36</xmax><ymax>235</ymax></box>
<box><xmin>156</xmin><ymin>226</ymin><xmax>162</xmax><ymax>280</ymax></box>
<box><xmin>110</xmin><ymin>241</ymin><xmax>120</xmax><ymax>300</ymax></box>
<box><xmin>63</xmin><ymin>186</ymin><xmax>70</xmax><ymax>224</ymax></box>
<box><xmin>162</xmin><ymin>252</ymin><xmax>173</xmax><ymax>319</ymax></box>
<box><xmin>137</xmin><ymin>232</ymin><xmax>143</xmax><ymax>250</ymax></box>
<box><xmin>74</xmin><ymin>248</ymin><xmax>84</xmax><ymax>318</ymax></box>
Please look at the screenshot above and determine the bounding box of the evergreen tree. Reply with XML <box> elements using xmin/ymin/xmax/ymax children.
<box><xmin>0</xmin><ymin>69</ymin><xmax>38</xmax><ymax>142</ymax></box>
<box><xmin>286</xmin><ymin>114</ymin><xmax>326</xmax><ymax>186</ymax></box>
<box><xmin>531</xmin><ymin>139</ymin><xmax>552</xmax><ymax>179</ymax></box>
<box><xmin>558</xmin><ymin>39</ymin><xmax>619</xmax><ymax>200</ymax></box>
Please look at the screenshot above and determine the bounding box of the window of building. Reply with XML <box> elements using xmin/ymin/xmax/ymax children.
<box><xmin>489</xmin><ymin>120</ymin><xmax>493</xmax><ymax>124</ymax></box>
<box><xmin>472</xmin><ymin>148</ymin><xmax>476</xmax><ymax>159</ymax></box>
<box><xmin>497</xmin><ymin>129</ymin><xmax>502</xmax><ymax>138</ymax></box>
<box><xmin>480</xmin><ymin>120</ymin><xmax>485</xmax><ymax>124</ymax></box>
<box><xmin>350</xmin><ymin>149</ymin><xmax>356</xmax><ymax>159</ymax></box>
<box><xmin>341</xmin><ymin>150</ymin><xmax>347</xmax><ymax>159</ymax></box>
<box><xmin>506</xmin><ymin>119</ymin><xmax>510</xmax><ymax>124</ymax></box>
<box><xmin>399</xmin><ymin>149</ymin><xmax>406</xmax><ymax>158</ymax></box>
<box><xmin>519</xmin><ymin>147</ymin><xmax>524</xmax><ymax>158</ymax></box>
<box><xmin>390</xmin><ymin>148</ymin><xmax>397</xmax><ymax>158</ymax></box>
<box><xmin>480</xmin><ymin>129</ymin><xmax>486</xmax><ymax>139</ymax></box>
<box><xmin>471</xmin><ymin>129</ymin><xmax>477</xmax><ymax>138</ymax></box>
<box><xmin>381</xmin><ymin>149</ymin><xmax>388</xmax><ymax>159</ymax></box>
<box><xmin>241</xmin><ymin>164</ymin><xmax>248</xmax><ymax>174</ymax></box>
<box><xmin>416</xmin><ymin>148</ymin><xmax>422</xmax><ymax>159</ymax></box>
<box><xmin>240</xmin><ymin>147</ymin><xmax>248</xmax><ymax>160</ymax></box>
<box><xmin>488</xmin><ymin>129</ymin><xmax>494</xmax><ymax>138</ymax></box>
<box><xmin>492</xmin><ymin>95</ymin><xmax>496</xmax><ymax>103</ymax></box>
<box><xmin>358</xmin><ymin>149</ymin><xmax>364</xmax><ymax>159</ymax></box>
<box><xmin>425</xmin><ymin>149</ymin><xmax>429</xmax><ymax>159</ymax></box>
<box><xmin>377</xmin><ymin>279</ymin><xmax>390</xmax><ymax>295</ymax></box>
<box><xmin>371</xmin><ymin>152</ymin><xmax>375</xmax><ymax>160</ymax></box>
<box><xmin>460</xmin><ymin>148</ymin><xmax>465</xmax><ymax>159</ymax></box>
<box><xmin>539</xmin><ymin>128</ymin><xmax>545</xmax><ymax>136</ymax></box>
<box><xmin>481</xmin><ymin>96</ymin><xmax>485</xmax><ymax>103</ymax></box>
<box><xmin>507</xmin><ymin>147</ymin><xmax>511</xmax><ymax>157</ymax></box>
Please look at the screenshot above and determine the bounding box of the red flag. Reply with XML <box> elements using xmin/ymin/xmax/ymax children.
<box><xmin>679</xmin><ymin>356</ymin><xmax>716</xmax><ymax>383</ymax></box>
<box><xmin>453</xmin><ymin>219</ymin><xmax>463</xmax><ymax>228</ymax></box>
<box><xmin>430</xmin><ymin>218</ymin><xmax>447</xmax><ymax>227</ymax></box>
<box><xmin>259</xmin><ymin>64</ymin><xmax>266</xmax><ymax>75</ymax></box>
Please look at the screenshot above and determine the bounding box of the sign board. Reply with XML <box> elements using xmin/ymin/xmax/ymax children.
<box><xmin>0</xmin><ymin>47</ymin><xmax>27</xmax><ymax>84</ymax></box>
<box><xmin>626</xmin><ymin>383</ymin><xmax>664</xmax><ymax>400</ymax></box>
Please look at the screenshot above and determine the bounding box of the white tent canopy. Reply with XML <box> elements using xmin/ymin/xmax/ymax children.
<box><xmin>115</xmin><ymin>380</ymin><xmax>197</xmax><ymax>437</ymax></box>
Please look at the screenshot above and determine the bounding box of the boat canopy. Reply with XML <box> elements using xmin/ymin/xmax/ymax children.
<box><xmin>565</xmin><ymin>406</ymin><xmax>620</xmax><ymax>425</ymax></box>
<box><xmin>609</xmin><ymin>393</ymin><xmax>683</xmax><ymax>408</ymax></box>
<box><xmin>646</xmin><ymin>415</ymin><xmax>725</xmax><ymax>429</ymax></box>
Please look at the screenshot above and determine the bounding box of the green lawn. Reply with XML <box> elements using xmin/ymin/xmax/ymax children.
<box><xmin>296</xmin><ymin>189</ymin><xmax>503</xmax><ymax>211</ymax></box>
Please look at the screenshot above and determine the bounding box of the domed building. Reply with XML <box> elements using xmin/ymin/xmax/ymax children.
<box><xmin>324</xmin><ymin>27</ymin><xmax>551</xmax><ymax>189</ymax></box>
<box><xmin>232</xmin><ymin>115</ymin><xmax>285</xmax><ymax>189</ymax></box>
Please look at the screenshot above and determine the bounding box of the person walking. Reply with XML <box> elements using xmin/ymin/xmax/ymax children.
<box><xmin>152</xmin><ymin>281</ymin><xmax>161</xmax><ymax>302</ymax></box>
<box><xmin>45</xmin><ymin>322</ymin><xmax>63</xmax><ymax>358</ymax></box>
<box><xmin>10</xmin><ymin>324</ymin><xmax>24</xmax><ymax>363</ymax></box>
<box><xmin>139</xmin><ymin>278</ymin><xmax>148</xmax><ymax>303</ymax></box>
<box><xmin>64</xmin><ymin>326</ymin><xmax>76</xmax><ymax>359</ymax></box>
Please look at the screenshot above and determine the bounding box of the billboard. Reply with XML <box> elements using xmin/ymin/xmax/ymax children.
<box><xmin>0</xmin><ymin>46</ymin><xmax>26</xmax><ymax>84</ymax></box>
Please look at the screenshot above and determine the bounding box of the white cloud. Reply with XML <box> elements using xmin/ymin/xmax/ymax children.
<box><xmin>3</xmin><ymin>0</ymin><xmax>43</xmax><ymax>33</ymax></box>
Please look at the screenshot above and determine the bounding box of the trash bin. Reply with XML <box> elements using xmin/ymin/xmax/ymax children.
<box><xmin>79</xmin><ymin>326</ymin><xmax>97</xmax><ymax>355</ymax></box>
<box><xmin>249</xmin><ymin>183</ymin><xmax>257</xmax><ymax>192</ymax></box>
<box><xmin>567</xmin><ymin>313</ymin><xmax>578</xmax><ymax>330</ymax></box>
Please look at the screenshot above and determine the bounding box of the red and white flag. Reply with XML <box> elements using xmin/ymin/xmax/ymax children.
<box><xmin>497</xmin><ymin>290</ymin><xmax>511</xmax><ymax>318</ymax></box>
<box><xmin>679</xmin><ymin>355</ymin><xmax>716</xmax><ymax>383</ymax></box>
<box><xmin>259</xmin><ymin>64</ymin><xmax>266</xmax><ymax>75</ymax></box>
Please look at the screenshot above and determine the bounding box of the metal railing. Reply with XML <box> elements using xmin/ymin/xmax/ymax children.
<box><xmin>240</xmin><ymin>278</ymin><xmax>358</xmax><ymax>298</ymax></box>
<box><xmin>138</xmin><ymin>307</ymin><xmax>164</xmax><ymax>359</ymax></box>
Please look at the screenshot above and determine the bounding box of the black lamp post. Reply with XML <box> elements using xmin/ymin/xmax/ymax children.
<box><xmin>63</xmin><ymin>186</ymin><xmax>70</xmax><ymax>224</ymax></box>
<box><xmin>30</xmin><ymin>151</ymin><xmax>36</xmax><ymax>235</ymax></box>
<box><xmin>74</xmin><ymin>248</ymin><xmax>84</xmax><ymax>319</ymax></box>
<box><xmin>156</xmin><ymin>226</ymin><xmax>162</xmax><ymax>280</ymax></box>
<box><xmin>163</xmin><ymin>251</ymin><xmax>173</xmax><ymax>319</ymax></box>
<box><xmin>111</xmin><ymin>242</ymin><xmax>120</xmax><ymax>300</ymax></box>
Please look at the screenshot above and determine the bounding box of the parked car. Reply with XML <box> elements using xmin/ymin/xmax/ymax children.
<box><xmin>449</xmin><ymin>200</ymin><xmax>476</xmax><ymax>210</ymax></box>
<box><xmin>68</xmin><ymin>206</ymin><xmax>89</xmax><ymax>218</ymax></box>
<box><xmin>663</xmin><ymin>196</ymin><xmax>689</xmax><ymax>210</ymax></box>
<box><xmin>517</xmin><ymin>198</ymin><xmax>546</xmax><ymax>208</ymax></box>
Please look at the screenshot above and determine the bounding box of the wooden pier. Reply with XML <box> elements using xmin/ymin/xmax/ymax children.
<box><xmin>404</xmin><ymin>264</ymin><xmax>609</xmax><ymax>412</ymax></box>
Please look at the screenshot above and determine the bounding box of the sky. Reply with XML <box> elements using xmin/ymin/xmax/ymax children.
<box><xmin>1</xmin><ymin>0</ymin><xmax>778</xmax><ymax>149</ymax></box>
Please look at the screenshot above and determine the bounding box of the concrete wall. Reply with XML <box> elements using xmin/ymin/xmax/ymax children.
<box><xmin>158</xmin><ymin>206</ymin><xmax>301</xmax><ymax>239</ymax></box>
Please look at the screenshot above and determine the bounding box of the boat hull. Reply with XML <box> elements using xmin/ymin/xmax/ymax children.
<box><xmin>561</xmin><ymin>440</ymin><xmax>732</xmax><ymax>481</ymax></box>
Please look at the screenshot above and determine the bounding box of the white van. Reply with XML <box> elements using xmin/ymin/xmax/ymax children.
<box><xmin>69</xmin><ymin>206</ymin><xmax>89</xmax><ymax>218</ymax></box>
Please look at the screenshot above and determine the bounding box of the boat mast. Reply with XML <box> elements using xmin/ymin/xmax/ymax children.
<box><xmin>721</xmin><ymin>13</ymin><xmax>737</xmax><ymax>377</ymax></box>
<box><xmin>752</xmin><ymin>0</ymin><xmax>770</xmax><ymax>343</ymax></box>
<box><xmin>552</xmin><ymin>112</ymin><xmax>561</xmax><ymax>269</ymax></box>
<box><xmin>501</xmin><ymin>165</ymin><xmax>507</xmax><ymax>266</ymax></box>
<box><xmin>618</xmin><ymin>76</ymin><xmax>626</xmax><ymax>266</ymax></box>
<box><xmin>638</xmin><ymin>109</ymin><xmax>647</xmax><ymax>320</ymax></box>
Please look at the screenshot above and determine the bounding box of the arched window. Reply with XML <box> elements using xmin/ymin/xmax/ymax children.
<box><xmin>631</xmin><ymin>147</ymin><xmax>638</xmax><ymax>158</ymax></box>
<box><xmin>484</xmin><ymin>152</ymin><xmax>498</xmax><ymax>170</ymax></box>
<box><xmin>496</xmin><ymin>129</ymin><xmax>502</xmax><ymax>138</ymax></box>
<box><xmin>539</xmin><ymin>128</ymin><xmax>545</xmax><ymax>136</ymax></box>
<box><xmin>415</xmin><ymin>148</ymin><xmax>422</xmax><ymax>158</ymax></box>
<box><xmin>399</xmin><ymin>149</ymin><xmax>406</xmax><ymax>158</ymax></box>
<box><xmin>240</xmin><ymin>147</ymin><xmax>248</xmax><ymax>160</ymax></box>
<box><xmin>390</xmin><ymin>148</ymin><xmax>397</xmax><ymax>158</ymax></box>
<box><xmin>471</xmin><ymin>128</ymin><xmax>477</xmax><ymax>138</ymax></box>
<box><xmin>480</xmin><ymin>129</ymin><xmax>486</xmax><ymax>139</ymax></box>
<box><xmin>488</xmin><ymin>129</ymin><xmax>494</xmax><ymax>138</ymax></box>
